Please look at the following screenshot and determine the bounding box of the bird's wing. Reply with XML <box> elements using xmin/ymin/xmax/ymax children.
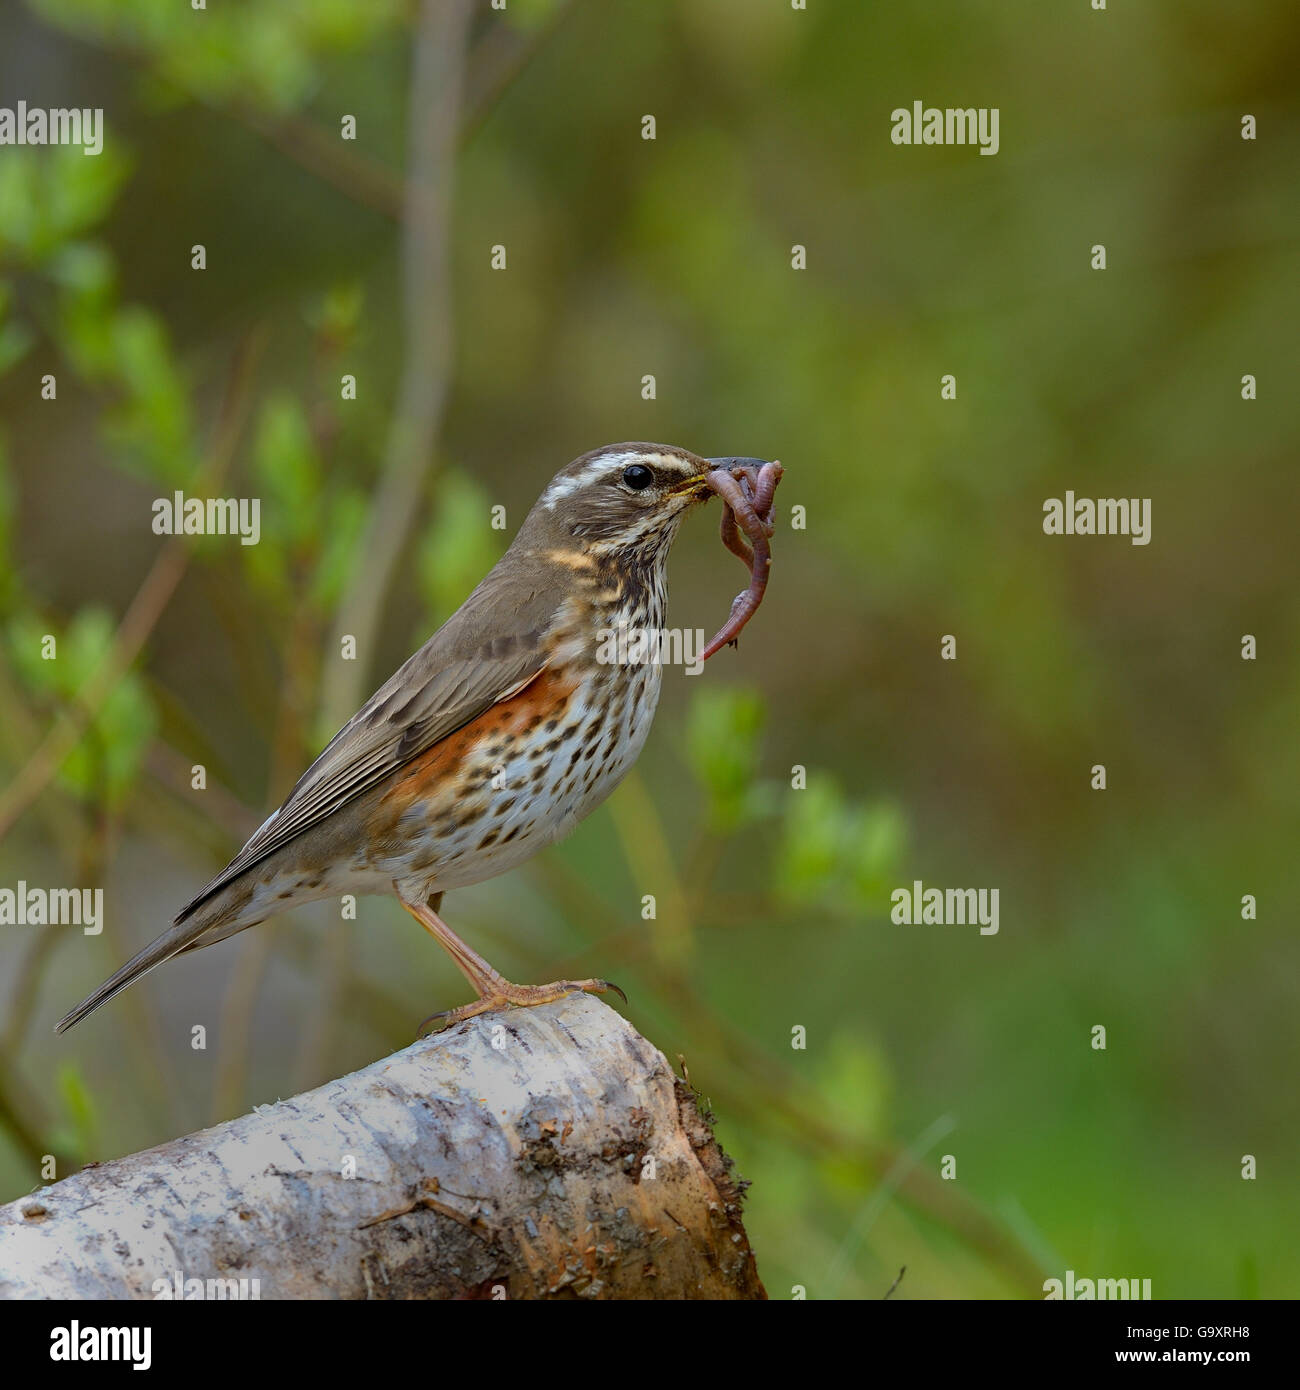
<box><xmin>176</xmin><ymin>561</ymin><xmax>561</xmax><ymax>921</ymax></box>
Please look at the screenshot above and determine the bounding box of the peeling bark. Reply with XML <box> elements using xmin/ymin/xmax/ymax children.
<box><xmin>0</xmin><ymin>996</ymin><xmax>765</xmax><ymax>1299</ymax></box>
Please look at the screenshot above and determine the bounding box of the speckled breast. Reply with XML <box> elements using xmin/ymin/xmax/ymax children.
<box><xmin>371</xmin><ymin>589</ymin><xmax>666</xmax><ymax>896</ymax></box>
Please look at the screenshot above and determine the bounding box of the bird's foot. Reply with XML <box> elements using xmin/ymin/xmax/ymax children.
<box><xmin>416</xmin><ymin>977</ymin><xmax>627</xmax><ymax>1037</ymax></box>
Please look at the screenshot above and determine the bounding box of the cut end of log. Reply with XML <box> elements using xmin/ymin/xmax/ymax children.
<box><xmin>0</xmin><ymin>995</ymin><xmax>766</xmax><ymax>1300</ymax></box>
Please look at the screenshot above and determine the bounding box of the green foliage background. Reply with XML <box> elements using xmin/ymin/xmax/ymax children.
<box><xmin>0</xmin><ymin>0</ymin><xmax>1296</xmax><ymax>1299</ymax></box>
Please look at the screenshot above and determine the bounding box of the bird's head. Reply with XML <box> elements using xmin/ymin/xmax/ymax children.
<box><xmin>523</xmin><ymin>442</ymin><xmax>761</xmax><ymax>568</ymax></box>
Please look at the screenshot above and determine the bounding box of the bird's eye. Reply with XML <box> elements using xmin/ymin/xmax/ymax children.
<box><xmin>622</xmin><ymin>464</ymin><xmax>654</xmax><ymax>490</ymax></box>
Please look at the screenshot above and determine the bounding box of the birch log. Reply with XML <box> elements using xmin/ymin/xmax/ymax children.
<box><xmin>0</xmin><ymin>995</ymin><xmax>764</xmax><ymax>1299</ymax></box>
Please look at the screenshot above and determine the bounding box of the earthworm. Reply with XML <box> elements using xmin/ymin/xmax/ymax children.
<box><xmin>718</xmin><ymin>494</ymin><xmax>754</xmax><ymax>568</ymax></box>
<box><xmin>751</xmin><ymin>460</ymin><xmax>780</xmax><ymax>526</ymax></box>
<box><xmin>702</xmin><ymin>459</ymin><xmax>783</xmax><ymax>659</ymax></box>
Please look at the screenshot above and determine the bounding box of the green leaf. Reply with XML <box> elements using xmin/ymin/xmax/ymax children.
<box><xmin>7</xmin><ymin>607</ymin><xmax>156</xmax><ymax>806</ymax></box>
<box><xmin>0</xmin><ymin>155</ymin><xmax>37</xmax><ymax>256</ymax></box>
<box><xmin>6</xmin><ymin>612</ymin><xmax>60</xmax><ymax>693</ymax></box>
<box><xmin>847</xmin><ymin>801</ymin><xmax>909</xmax><ymax>909</ymax></box>
<box><xmin>773</xmin><ymin>776</ymin><xmax>846</xmax><ymax>903</ymax></box>
<box><xmin>0</xmin><ymin>433</ymin><xmax>15</xmax><ymax>610</ymax></box>
<box><xmin>59</xmin><ymin>672</ymin><xmax>156</xmax><ymax>808</ymax></box>
<box><xmin>0</xmin><ymin>319</ymin><xmax>35</xmax><ymax>376</ymax></box>
<box><xmin>253</xmin><ymin>393</ymin><xmax>323</xmax><ymax>547</ymax></box>
<box><xmin>54</xmin><ymin>243</ymin><xmax>120</xmax><ymax>379</ymax></box>
<box><xmin>54</xmin><ymin>1061</ymin><xmax>98</xmax><ymax>1164</ymax></box>
<box><xmin>814</xmin><ymin>1033</ymin><xmax>893</xmax><ymax>1147</ymax></box>
<box><xmin>101</xmin><ymin>307</ymin><xmax>198</xmax><ymax>485</ymax></box>
<box><xmin>307</xmin><ymin>281</ymin><xmax>365</xmax><ymax>343</ymax></box>
<box><xmin>0</xmin><ymin>142</ymin><xmax>128</xmax><ymax>264</ymax></box>
<box><xmin>416</xmin><ymin>469</ymin><xmax>503</xmax><ymax>629</ymax></box>
<box><xmin>685</xmin><ymin>684</ymin><xmax>766</xmax><ymax>832</ymax></box>
<box><xmin>311</xmin><ymin>487</ymin><xmax>366</xmax><ymax>609</ymax></box>
<box><xmin>37</xmin><ymin>140</ymin><xmax>131</xmax><ymax>257</ymax></box>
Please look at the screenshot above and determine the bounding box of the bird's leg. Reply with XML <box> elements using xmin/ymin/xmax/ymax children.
<box><xmin>396</xmin><ymin>887</ymin><xmax>625</xmax><ymax>1034</ymax></box>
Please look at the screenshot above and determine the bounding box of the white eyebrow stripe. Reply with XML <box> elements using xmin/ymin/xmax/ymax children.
<box><xmin>542</xmin><ymin>451</ymin><xmax>639</xmax><ymax>509</ymax></box>
<box><xmin>541</xmin><ymin>450</ymin><xmax>695</xmax><ymax>510</ymax></box>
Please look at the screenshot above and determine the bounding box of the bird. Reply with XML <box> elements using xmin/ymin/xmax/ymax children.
<box><xmin>56</xmin><ymin>443</ymin><xmax>774</xmax><ymax>1034</ymax></box>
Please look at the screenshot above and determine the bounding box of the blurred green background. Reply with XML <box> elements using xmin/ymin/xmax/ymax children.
<box><xmin>0</xmin><ymin>0</ymin><xmax>1296</xmax><ymax>1299</ymax></box>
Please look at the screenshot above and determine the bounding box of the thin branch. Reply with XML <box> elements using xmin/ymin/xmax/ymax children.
<box><xmin>318</xmin><ymin>0</ymin><xmax>473</xmax><ymax>732</ymax></box>
<box><xmin>460</xmin><ymin>0</ymin><xmax>580</xmax><ymax>144</ymax></box>
<box><xmin>230</xmin><ymin>0</ymin><xmax>580</xmax><ymax>219</ymax></box>
<box><xmin>231</xmin><ymin>102</ymin><xmax>405</xmax><ymax>219</ymax></box>
<box><xmin>298</xmin><ymin>0</ymin><xmax>475</xmax><ymax>1095</ymax></box>
<box><xmin>0</xmin><ymin>327</ymin><xmax>266</xmax><ymax>845</ymax></box>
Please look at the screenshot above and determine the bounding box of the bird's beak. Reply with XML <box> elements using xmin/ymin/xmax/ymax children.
<box><xmin>670</xmin><ymin>455</ymin><xmax>771</xmax><ymax>500</ymax></box>
<box><xmin>706</xmin><ymin>457</ymin><xmax>772</xmax><ymax>473</ymax></box>
<box><xmin>664</xmin><ymin>454</ymin><xmax>721</xmax><ymax>498</ymax></box>
<box><xmin>686</xmin><ymin>456</ymin><xmax>771</xmax><ymax>499</ymax></box>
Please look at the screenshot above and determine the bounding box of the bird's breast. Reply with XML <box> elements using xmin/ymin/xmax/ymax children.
<box><xmin>370</xmin><ymin>593</ymin><xmax>665</xmax><ymax>894</ymax></box>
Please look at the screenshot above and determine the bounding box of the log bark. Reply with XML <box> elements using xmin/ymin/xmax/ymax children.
<box><xmin>0</xmin><ymin>996</ymin><xmax>765</xmax><ymax>1299</ymax></box>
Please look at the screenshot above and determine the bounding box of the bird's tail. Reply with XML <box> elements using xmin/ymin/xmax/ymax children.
<box><xmin>54</xmin><ymin>878</ymin><xmax>256</xmax><ymax>1034</ymax></box>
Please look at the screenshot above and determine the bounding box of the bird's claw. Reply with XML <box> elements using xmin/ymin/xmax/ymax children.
<box><xmin>415</xmin><ymin>977</ymin><xmax>627</xmax><ymax>1038</ymax></box>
